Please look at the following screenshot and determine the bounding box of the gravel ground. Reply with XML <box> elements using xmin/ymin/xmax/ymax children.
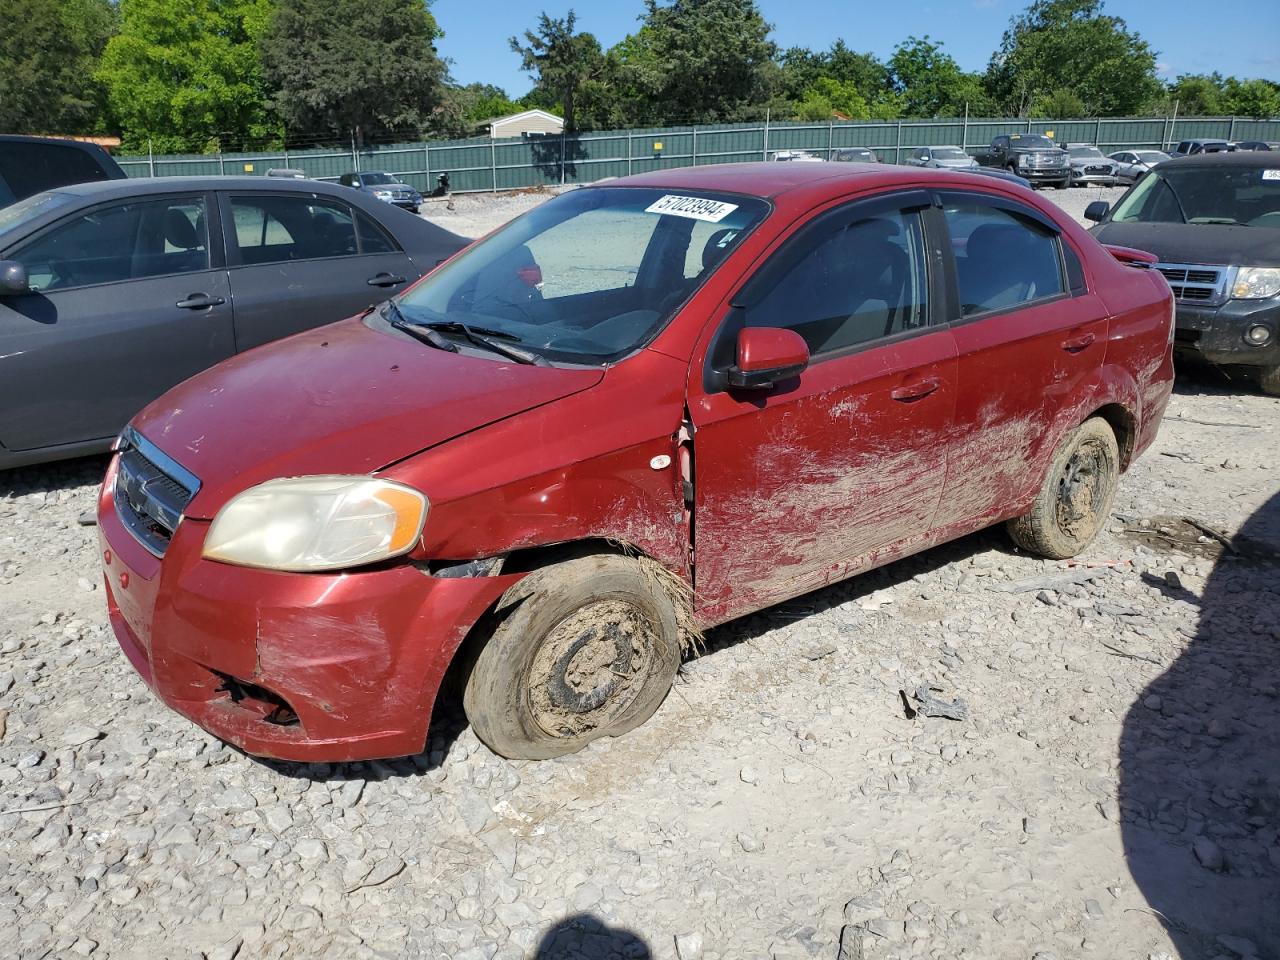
<box><xmin>3</xmin><ymin>184</ymin><xmax>1279</xmax><ymax>960</ymax></box>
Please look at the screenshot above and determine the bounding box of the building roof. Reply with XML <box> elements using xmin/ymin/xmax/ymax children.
<box><xmin>484</xmin><ymin>109</ymin><xmax>564</xmax><ymax>129</ymax></box>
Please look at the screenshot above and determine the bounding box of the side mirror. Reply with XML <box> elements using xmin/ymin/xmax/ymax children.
<box><xmin>0</xmin><ymin>260</ymin><xmax>29</xmax><ymax>295</ymax></box>
<box><xmin>726</xmin><ymin>327</ymin><xmax>809</xmax><ymax>390</ymax></box>
<box><xmin>1085</xmin><ymin>201</ymin><xmax>1110</xmax><ymax>223</ymax></box>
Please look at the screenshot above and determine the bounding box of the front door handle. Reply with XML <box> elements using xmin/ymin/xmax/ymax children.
<box><xmin>175</xmin><ymin>293</ymin><xmax>225</xmax><ymax>310</ymax></box>
<box><xmin>367</xmin><ymin>273</ymin><xmax>406</xmax><ymax>287</ymax></box>
<box><xmin>1061</xmin><ymin>332</ymin><xmax>1096</xmax><ymax>353</ymax></box>
<box><xmin>890</xmin><ymin>376</ymin><xmax>941</xmax><ymax>402</ymax></box>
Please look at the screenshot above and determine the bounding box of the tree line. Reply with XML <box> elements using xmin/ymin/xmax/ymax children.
<box><xmin>1</xmin><ymin>0</ymin><xmax>1277</xmax><ymax>155</ymax></box>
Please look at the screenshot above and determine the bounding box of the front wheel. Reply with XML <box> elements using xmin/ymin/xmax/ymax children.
<box><xmin>1007</xmin><ymin>417</ymin><xmax>1120</xmax><ymax>559</ymax></box>
<box><xmin>1259</xmin><ymin>365</ymin><xmax>1280</xmax><ymax>396</ymax></box>
<box><xmin>463</xmin><ymin>554</ymin><xmax>683</xmax><ymax>759</ymax></box>
<box><xmin>1055</xmin><ymin>179</ymin><xmax>1070</xmax><ymax>190</ymax></box>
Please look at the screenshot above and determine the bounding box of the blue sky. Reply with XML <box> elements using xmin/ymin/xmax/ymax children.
<box><xmin>432</xmin><ymin>0</ymin><xmax>1280</xmax><ymax>95</ymax></box>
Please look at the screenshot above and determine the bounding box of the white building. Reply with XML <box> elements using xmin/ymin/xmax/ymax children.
<box><xmin>484</xmin><ymin>109</ymin><xmax>565</xmax><ymax>139</ymax></box>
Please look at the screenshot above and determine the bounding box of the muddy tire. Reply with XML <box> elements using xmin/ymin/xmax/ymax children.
<box><xmin>1259</xmin><ymin>365</ymin><xmax>1280</xmax><ymax>397</ymax></box>
<box><xmin>1007</xmin><ymin>417</ymin><xmax>1120</xmax><ymax>560</ymax></box>
<box><xmin>463</xmin><ymin>554</ymin><xmax>682</xmax><ymax>760</ymax></box>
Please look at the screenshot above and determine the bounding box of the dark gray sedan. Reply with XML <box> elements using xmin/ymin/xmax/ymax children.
<box><xmin>0</xmin><ymin>177</ymin><xmax>467</xmax><ymax>469</ymax></box>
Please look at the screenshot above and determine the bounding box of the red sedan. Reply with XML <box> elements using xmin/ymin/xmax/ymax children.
<box><xmin>98</xmin><ymin>162</ymin><xmax>1175</xmax><ymax>762</ymax></box>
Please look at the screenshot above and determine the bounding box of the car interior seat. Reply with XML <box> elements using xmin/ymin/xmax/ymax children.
<box><xmin>958</xmin><ymin>221</ymin><xmax>1059</xmax><ymax>314</ymax></box>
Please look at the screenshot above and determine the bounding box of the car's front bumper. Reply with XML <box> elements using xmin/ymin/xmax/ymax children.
<box><xmin>98</xmin><ymin>456</ymin><xmax>521</xmax><ymax>762</ymax></box>
<box><xmin>1173</xmin><ymin>296</ymin><xmax>1280</xmax><ymax>368</ymax></box>
<box><xmin>1070</xmin><ymin>170</ymin><xmax>1119</xmax><ymax>185</ymax></box>
<box><xmin>1016</xmin><ymin>166</ymin><xmax>1070</xmax><ymax>182</ymax></box>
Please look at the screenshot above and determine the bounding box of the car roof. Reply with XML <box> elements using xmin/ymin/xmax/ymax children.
<box><xmin>1159</xmin><ymin>152</ymin><xmax>1280</xmax><ymax>170</ymax></box>
<box><xmin>605</xmin><ymin>161</ymin><xmax>930</xmax><ymax>199</ymax></box>
<box><xmin>47</xmin><ymin>176</ymin><xmax>355</xmax><ymax>199</ymax></box>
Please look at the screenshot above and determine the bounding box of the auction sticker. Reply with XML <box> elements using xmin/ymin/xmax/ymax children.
<box><xmin>645</xmin><ymin>195</ymin><xmax>739</xmax><ymax>222</ymax></box>
<box><xmin>1264</xmin><ymin>169</ymin><xmax>1280</xmax><ymax>181</ymax></box>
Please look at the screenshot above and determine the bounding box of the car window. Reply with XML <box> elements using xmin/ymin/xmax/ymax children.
<box><xmin>1111</xmin><ymin>167</ymin><xmax>1280</xmax><ymax>227</ymax></box>
<box><xmin>229</xmin><ymin>195</ymin><xmax>358</xmax><ymax>265</ymax></box>
<box><xmin>944</xmin><ymin>203</ymin><xmax>1064</xmax><ymax>316</ymax></box>
<box><xmin>743</xmin><ymin>208</ymin><xmax>930</xmax><ymax>356</ymax></box>
<box><xmin>356</xmin><ymin>212</ymin><xmax>399</xmax><ymax>254</ymax></box>
<box><xmin>12</xmin><ymin>196</ymin><xmax>210</xmax><ymax>292</ymax></box>
<box><xmin>0</xmin><ymin>142</ymin><xmax>114</xmax><ymax>202</ymax></box>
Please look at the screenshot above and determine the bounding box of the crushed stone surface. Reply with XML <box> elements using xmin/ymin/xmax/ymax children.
<box><xmin>2</xmin><ymin>188</ymin><xmax>1278</xmax><ymax>960</ymax></box>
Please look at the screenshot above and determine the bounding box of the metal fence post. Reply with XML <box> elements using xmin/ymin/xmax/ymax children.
<box><xmin>627</xmin><ymin>132</ymin><xmax>633</xmax><ymax>176</ymax></box>
<box><xmin>762</xmin><ymin>113</ymin><xmax>769</xmax><ymax>160</ymax></box>
<box><xmin>218</xmin><ymin>152</ymin><xmax>225</xmax><ymax>175</ymax></box>
<box><xmin>491</xmin><ymin>137</ymin><xmax>497</xmax><ymax>192</ymax></box>
<box><xmin>827</xmin><ymin>120</ymin><xmax>834</xmax><ymax>159</ymax></box>
<box><xmin>895</xmin><ymin>120</ymin><xmax>902</xmax><ymax>165</ymax></box>
<box><xmin>1228</xmin><ymin>116</ymin><xmax>1237</xmax><ymax>141</ymax></box>
<box><xmin>692</xmin><ymin>126</ymin><xmax>697</xmax><ymax>165</ymax></box>
<box><xmin>148</xmin><ymin>139</ymin><xmax>155</xmax><ymax>177</ymax></box>
<box><xmin>962</xmin><ymin>105</ymin><xmax>969</xmax><ymax>153</ymax></box>
<box><xmin>1095</xmin><ymin>117</ymin><xmax>1101</xmax><ymax>147</ymax></box>
<box><xmin>351</xmin><ymin>130</ymin><xmax>358</xmax><ymax>173</ymax></box>
<box><xmin>424</xmin><ymin>142</ymin><xmax>430</xmax><ymax>185</ymax></box>
<box><xmin>559</xmin><ymin>135</ymin><xmax>566</xmax><ymax>185</ymax></box>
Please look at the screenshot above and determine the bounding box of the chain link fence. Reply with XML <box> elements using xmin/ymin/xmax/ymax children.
<box><xmin>115</xmin><ymin>115</ymin><xmax>1280</xmax><ymax>195</ymax></box>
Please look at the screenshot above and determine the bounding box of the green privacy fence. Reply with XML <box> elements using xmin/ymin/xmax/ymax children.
<box><xmin>115</xmin><ymin>115</ymin><xmax>1280</xmax><ymax>194</ymax></box>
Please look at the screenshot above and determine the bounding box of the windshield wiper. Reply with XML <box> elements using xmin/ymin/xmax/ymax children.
<box><xmin>423</xmin><ymin>319</ymin><xmax>523</xmax><ymax>341</ymax></box>
<box><xmin>418</xmin><ymin>320</ymin><xmax>545</xmax><ymax>365</ymax></box>
<box><xmin>382</xmin><ymin>301</ymin><xmax>457</xmax><ymax>353</ymax></box>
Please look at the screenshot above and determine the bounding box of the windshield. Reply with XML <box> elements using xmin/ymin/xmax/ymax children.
<box><xmin>362</xmin><ymin>173</ymin><xmax>402</xmax><ymax>186</ymax></box>
<box><xmin>1136</xmin><ymin>151</ymin><xmax>1170</xmax><ymax>164</ymax></box>
<box><xmin>1069</xmin><ymin>147</ymin><xmax>1104</xmax><ymax>159</ymax></box>
<box><xmin>934</xmin><ymin>148</ymin><xmax>969</xmax><ymax>160</ymax></box>
<box><xmin>1013</xmin><ymin>136</ymin><xmax>1057</xmax><ymax>150</ymax></box>
<box><xmin>0</xmin><ymin>191</ymin><xmax>77</xmax><ymax>238</ymax></box>
<box><xmin>396</xmin><ymin>186</ymin><xmax>769</xmax><ymax>363</ymax></box>
<box><xmin>1111</xmin><ymin>166</ymin><xmax>1280</xmax><ymax>227</ymax></box>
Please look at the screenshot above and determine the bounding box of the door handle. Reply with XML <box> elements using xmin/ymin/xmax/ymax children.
<box><xmin>1061</xmin><ymin>332</ymin><xmax>1096</xmax><ymax>353</ymax></box>
<box><xmin>890</xmin><ymin>376</ymin><xmax>941</xmax><ymax>402</ymax></box>
<box><xmin>175</xmin><ymin>293</ymin><xmax>225</xmax><ymax>310</ymax></box>
<box><xmin>367</xmin><ymin>273</ymin><xmax>406</xmax><ymax>287</ymax></box>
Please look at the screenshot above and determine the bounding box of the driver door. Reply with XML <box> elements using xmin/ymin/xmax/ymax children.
<box><xmin>688</xmin><ymin>192</ymin><xmax>958</xmax><ymax>624</ymax></box>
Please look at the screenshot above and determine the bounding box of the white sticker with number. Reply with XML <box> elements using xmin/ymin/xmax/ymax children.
<box><xmin>645</xmin><ymin>195</ymin><xmax>739</xmax><ymax>222</ymax></box>
<box><xmin>1263</xmin><ymin>169</ymin><xmax>1280</xmax><ymax>181</ymax></box>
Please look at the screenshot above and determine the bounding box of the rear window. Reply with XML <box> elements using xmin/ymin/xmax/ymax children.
<box><xmin>1013</xmin><ymin>136</ymin><xmax>1057</xmax><ymax>150</ymax></box>
<box><xmin>0</xmin><ymin>142</ymin><xmax>115</xmax><ymax>202</ymax></box>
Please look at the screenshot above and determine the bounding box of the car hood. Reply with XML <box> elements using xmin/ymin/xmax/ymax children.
<box><xmin>1090</xmin><ymin>221</ymin><xmax>1280</xmax><ymax>268</ymax></box>
<box><xmin>936</xmin><ymin>158</ymin><xmax>978</xmax><ymax>168</ymax></box>
<box><xmin>130</xmin><ymin>317</ymin><xmax>604</xmax><ymax>518</ymax></box>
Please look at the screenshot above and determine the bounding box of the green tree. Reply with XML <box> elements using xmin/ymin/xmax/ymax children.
<box><xmin>1225</xmin><ymin>78</ymin><xmax>1280</xmax><ymax>119</ymax></box>
<box><xmin>1031</xmin><ymin>87</ymin><xmax>1088</xmax><ymax>117</ymax></box>
<box><xmin>1163</xmin><ymin>74</ymin><xmax>1226</xmax><ymax>116</ymax></box>
<box><xmin>986</xmin><ymin>0</ymin><xmax>1161</xmax><ymax>116</ymax></box>
<box><xmin>510</xmin><ymin>11</ymin><xmax>608</xmax><ymax>132</ymax></box>
<box><xmin>261</xmin><ymin>0</ymin><xmax>449</xmax><ymax>145</ymax></box>
<box><xmin>889</xmin><ymin>36</ymin><xmax>993</xmax><ymax>118</ymax></box>
<box><xmin>98</xmin><ymin>0</ymin><xmax>274</xmax><ymax>152</ymax></box>
<box><xmin>612</xmin><ymin>0</ymin><xmax>778</xmax><ymax>125</ymax></box>
<box><xmin>793</xmin><ymin>77</ymin><xmax>871</xmax><ymax>121</ymax></box>
<box><xmin>0</xmin><ymin>0</ymin><xmax>117</xmax><ymax>136</ymax></box>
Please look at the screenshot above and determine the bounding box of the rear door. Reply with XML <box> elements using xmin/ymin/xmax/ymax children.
<box><xmin>0</xmin><ymin>192</ymin><xmax>234</xmax><ymax>451</ymax></box>
<box><xmin>220</xmin><ymin>192</ymin><xmax>418</xmax><ymax>350</ymax></box>
<box><xmin>689</xmin><ymin>191</ymin><xmax>958</xmax><ymax>623</ymax></box>
<box><xmin>933</xmin><ymin>190</ymin><xmax>1108</xmax><ymax>531</ymax></box>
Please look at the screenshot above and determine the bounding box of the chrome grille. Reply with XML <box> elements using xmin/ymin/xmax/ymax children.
<box><xmin>1154</xmin><ymin>262</ymin><xmax>1228</xmax><ymax>305</ymax></box>
<box><xmin>114</xmin><ymin>428</ymin><xmax>200</xmax><ymax>557</ymax></box>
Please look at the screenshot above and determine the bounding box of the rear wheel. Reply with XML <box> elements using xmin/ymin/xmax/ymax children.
<box><xmin>1007</xmin><ymin>418</ymin><xmax>1120</xmax><ymax>559</ymax></box>
<box><xmin>463</xmin><ymin>554</ymin><xmax>682</xmax><ymax>759</ymax></box>
<box><xmin>1259</xmin><ymin>365</ymin><xmax>1280</xmax><ymax>396</ymax></box>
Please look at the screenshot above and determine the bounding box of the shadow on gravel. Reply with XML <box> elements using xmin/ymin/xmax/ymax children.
<box><xmin>534</xmin><ymin>914</ymin><xmax>652</xmax><ymax>959</ymax></box>
<box><xmin>0</xmin><ymin>454</ymin><xmax>107</xmax><ymax>498</ymax></box>
<box><xmin>1120</xmin><ymin>490</ymin><xmax>1280</xmax><ymax>957</ymax></box>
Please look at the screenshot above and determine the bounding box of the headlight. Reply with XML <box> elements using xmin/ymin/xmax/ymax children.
<box><xmin>1016</xmin><ymin>154</ymin><xmax>1029</xmax><ymax>166</ymax></box>
<box><xmin>203</xmin><ymin>476</ymin><xmax>427</xmax><ymax>572</ymax></box>
<box><xmin>1231</xmin><ymin>267</ymin><xmax>1280</xmax><ymax>300</ymax></box>
<box><xmin>373</xmin><ymin>189</ymin><xmax>393</xmax><ymax>198</ymax></box>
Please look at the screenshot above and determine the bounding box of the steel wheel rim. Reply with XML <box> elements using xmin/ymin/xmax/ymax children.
<box><xmin>1056</xmin><ymin>437</ymin><xmax>1108</xmax><ymax>539</ymax></box>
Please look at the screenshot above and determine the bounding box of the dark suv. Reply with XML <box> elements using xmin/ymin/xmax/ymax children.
<box><xmin>1086</xmin><ymin>153</ymin><xmax>1280</xmax><ymax>394</ymax></box>
<box><xmin>338</xmin><ymin>171</ymin><xmax>423</xmax><ymax>212</ymax></box>
<box><xmin>0</xmin><ymin>135</ymin><xmax>126</xmax><ymax>209</ymax></box>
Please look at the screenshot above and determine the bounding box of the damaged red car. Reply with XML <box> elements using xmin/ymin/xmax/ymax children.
<box><xmin>98</xmin><ymin>163</ymin><xmax>1175</xmax><ymax>762</ymax></box>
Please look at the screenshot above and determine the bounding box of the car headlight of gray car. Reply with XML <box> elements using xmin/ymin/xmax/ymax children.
<box><xmin>1232</xmin><ymin>267</ymin><xmax>1280</xmax><ymax>300</ymax></box>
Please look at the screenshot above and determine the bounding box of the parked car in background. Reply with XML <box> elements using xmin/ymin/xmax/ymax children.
<box><xmin>339</xmin><ymin>171</ymin><xmax>424</xmax><ymax>211</ymax></box>
<box><xmin>0</xmin><ymin>177</ymin><xmax>468</xmax><ymax>468</ymax></box>
<box><xmin>1232</xmin><ymin>141</ymin><xmax>1273</xmax><ymax>152</ymax></box>
<box><xmin>965</xmin><ymin>167</ymin><xmax>1033</xmax><ymax>189</ymax></box>
<box><xmin>1108</xmin><ymin>149</ymin><xmax>1171</xmax><ymax>184</ymax></box>
<box><xmin>905</xmin><ymin>146</ymin><xmax>977</xmax><ymax>170</ymax></box>
<box><xmin>1172</xmin><ymin>139</ymin><xmax>1234</xmax><ymax>156</ymax></box>
<box><xmin>770</xmin><ymin>150</ymin><xmax>824</xmax><ymax>163</ymax></box>
<box><xmin>976</xmin><ymin>134</ymin><xmax>1070</xmax><ymax>189</ymax></box>
<box><xmin>1086</xmin><ymin>152</ymin><xmax>1280</xmax><ymax>394</ymax></box>
<box><xmin>831</xmin><ymin>147</ymin><xmax>879</xmax><ymax>163</ymax></box>
<box><xmin>265</xmin><ymin>168</ymin><xmax>309</xmax><ymax>179</ymax></box>
<box><xmin>97</xmin><ymin>161</ymin><xmax>1174</xmax><ymax>763</ymax></box>
<box><xmin>1065</xmin><ymin>145</ymin><xmax>1119</xmax><ymax>186</ymax></box>
<box><xmin>0</xmin><ymin>135</ymin><xmax>126</xmax><ymax>210</ymax></box>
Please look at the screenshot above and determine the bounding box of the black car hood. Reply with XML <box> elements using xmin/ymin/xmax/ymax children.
<box><xmin>1091</xmin><ymin>221</ymin><xmax>1280</xmax><ymax>268</ymax></box>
